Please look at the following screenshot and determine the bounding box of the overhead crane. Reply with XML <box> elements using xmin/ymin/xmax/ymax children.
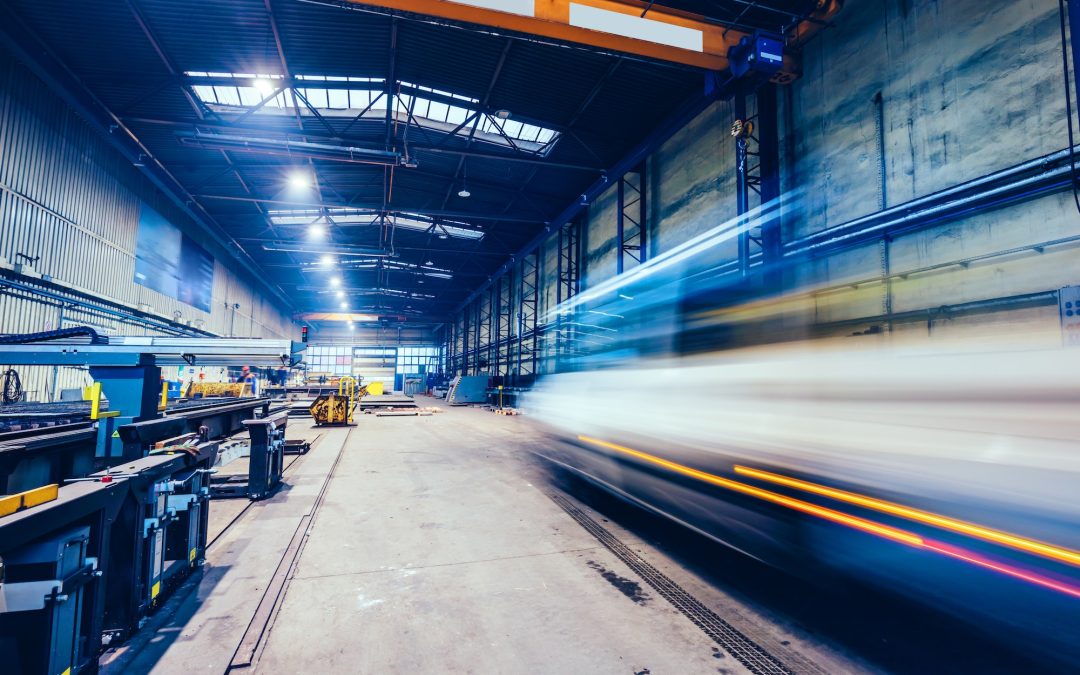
<box><xmin>346</xmin><ymin>0</ymin><xmax>843</xmax><ymax>77</ymax></box>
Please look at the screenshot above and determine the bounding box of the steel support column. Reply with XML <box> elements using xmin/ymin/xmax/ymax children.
<box><xmin>556</xmin><ymin>219</ymin><xmax>582</xmax><ymax>305</ymax></box>
<box><xmin>757</xmin><ymin>85</ymin><xmax>782</xmax><ymax>290</ymax></box>
<box><xmin>471</xmin><ymin>299</ymin><xmax>481</xmax><ymax>375</ymax></box>
<box><xmin>477</xmin><ymin>287</ymin><xmax>492</xmax><ymax>373</ymax></box>
<box><xmin>733</xmin><ymin>85</ymin><xmax>781</xmax><ymax>280</ymax></box>
<box><xmin>516</xmin><ymin>250</ymin><xmax>540</xmax><ymax>383</ymax></box>
<box><xmin>556</xmin><ymin>218</ymin><xmax>582</xmax><ymax>366</ymax></box>
<box><xmin>461</xmin><ymin>302</ymin><xmax>470</xmax><ymax>375</ymax></box>
<box><xmin>499</xmin><ymin>267</ymin><xmax>515</xmax><ymax>378</ymax></box>
<box><xmin>490</xmin><ymin>277</ymin><xmax>502</xmax><ymax>378</ymax></box>
<box><xmin>617</xmin><ymin>163</ymin><xmax>647</xmax><ymax>274</ymax></box>
<box><xmin>734</xmin><ymin>91</ymin><xmax>752</xmax><ymax>276</ymax></box>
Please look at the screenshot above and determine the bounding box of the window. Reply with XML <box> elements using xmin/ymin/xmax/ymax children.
<box><xmin>396</xmin><ymin>346</ymin><xmax>441</xmax><ymax>376</ymax></box>
<box><xmin>186</xmin><ymin>72</ymin><xmax>560</xmax><ymax>155</ymax></box>
<box><xmin>308</xmin><ymin>344</ymin><xmax>442</xmax><ymax>382</ymax></box>
<box><xmin>307</xmin><ymin>344</ymin><xmax>354</xmax><ymax>376</ymax></box>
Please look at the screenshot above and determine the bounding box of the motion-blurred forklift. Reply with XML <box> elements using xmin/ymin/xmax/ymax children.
<box><xmin>309</xmin><ymin>375</ymin><xmax>366</xmax><ymax>426</ymax></box>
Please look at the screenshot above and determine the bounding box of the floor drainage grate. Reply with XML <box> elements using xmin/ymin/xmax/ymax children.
<box><xmin>549</xmin><ymin>491</ymin><xmax>797</xmax><ymax>675</ymax></box>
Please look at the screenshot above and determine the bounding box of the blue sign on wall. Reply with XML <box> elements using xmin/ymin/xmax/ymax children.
<box><xmin>133</xmin><ymin>202</ymin><xmax>214</xmax><ymax>313</ymax></box>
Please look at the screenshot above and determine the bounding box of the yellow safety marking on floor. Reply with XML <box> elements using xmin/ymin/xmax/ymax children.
<box><xmin>151</xmin><ymin>581</ymin><xmax>161</xmax><ymax>600</ymax></box>
<box><xmin>733</xmin><ymin>465</ymin><xmax>1080</xmax><ymax>568</ymax></box>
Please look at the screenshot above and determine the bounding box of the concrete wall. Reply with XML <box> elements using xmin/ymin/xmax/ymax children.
<box><xmin>787</xmin><ymin>0</ymin><xmax>1074</xmax><ymax>340</ymax></box>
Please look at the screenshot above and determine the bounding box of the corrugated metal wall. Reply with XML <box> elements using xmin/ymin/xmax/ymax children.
<box><xmin>0</xmin><ymin>47</ymin><xmax>296</xmax><ymax>401</ymax></box>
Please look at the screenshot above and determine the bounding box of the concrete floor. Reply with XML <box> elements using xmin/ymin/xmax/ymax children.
<box><xmin>101</xmin><ymin>399</ymin><xmax>862</xmax><ymax>675</ymax></box>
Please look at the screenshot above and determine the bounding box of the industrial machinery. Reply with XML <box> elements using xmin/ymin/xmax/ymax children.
<box><xmin>309</xmin><ymin>376</ymin><xmax>365</xmax><ymax>426</ymax></box>
<box><xmin>0</xmin><ymin>332</ymin><xmax>306</xmax><ymax>673</ymax></box>
<box><xmin>0</xmin><ymin>437</ymin><xmax>219</xmax><ymax>674</ymax></box>
<box><xmin>209</xmin><ymin>412</ymin><xmax>288</xmax><ymax>500</ymax></box>
<box><xmin>446</xmin><ymin>375</ymin><xmax>489</xmax><ymax>405</ymax></box>
<box><xmin>185</xmin><ymin>381</ymin><xmax>254</xmax><ymax>398</ymax></box>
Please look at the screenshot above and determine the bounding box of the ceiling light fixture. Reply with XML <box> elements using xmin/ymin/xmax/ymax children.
<box><xmin>424</xmin><ymin>260</ymin><xmax>434</xmax><ymax>266</ymax></box>
<box><xmin>340</xmin><ymin>301</ymin><xmax>348</xmax><ymax>309</ymax></box>
<box><xmin>309</xmin><ymin>223</ymin><xmax>325</xmax><ymax>238</ymax></box>
<box><xmin>458</xmin><ymin>161</ymin><xmax>471</xmax><ymax>198</ymax></box>
<box><xmin>320</xmin><ymin>254</ymin><xmax>335</xmax><ymax>266</ymax></box>
<box><xmin>289</xmin><ymin>171</ymin><xmax>309</xmax><ymax>189</ymax></box>
<box><xmin>329</xmin><ymin>276</ymin><xmax>341</xmax><ymax>287</ymax></box>
<box><xmin>495</xmin><ymin>109</ymin><xmax>511</xmax><ymax>120</ymax></box>
<box><xmin>336</xmin><ymin>290</ymin><xmax>345</xmax><ymax>299</ymax></box>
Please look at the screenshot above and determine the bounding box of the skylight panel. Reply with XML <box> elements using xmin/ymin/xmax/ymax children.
<box><xmin>216</xmin><ymin>86</ymin><xmax>242</xmax><ymax>106</ymax></box>
<box><xmin>393</xmin><ymin>214</ymin><xmax>484</xmax><ymax>241</ymax></box>
<box><xmin>192</xmin><ymin>84</ymin><xmax>216</xmax><ymax>103</ymax></box>
<box><xmin>446</xmin><ymin>104</ymin><xmax>469</xmax><ymax>126</ymax></box>
<box><xmin>185</xmin><ymin>72</ymin><xmax>559</xmax><ymax>154</ymax></box>
<box><xmin>427</xmin><ymin>100</ymin><xmax>450</xmax><ymax>123</ymax></box>
<box><xmin>438</xmin><ymin>224</ymin><xmax>485</xmax><ymax>240</ymax></box>
<box><xmin>327</xmin><ymin>88</ymin><xmax>349</xmax><ymax>109</ymax></box>
<box><xmin>502</xmin><ymin>119</ymin><xmax>523</xmax><ymax>138</ymax></box>
<box><xmin>339</xmin><ymin>89</ymin><xmax>376</xmax><ymax>109</ymax></box>
<box><xmin>237</xmin><ymin>87</ymin><xmax>265</xmax><ymax>106</ymax></box>
<box><xmin>302</xmin><ymin>86</ymin><xmax>326</xmax><ymax>108</ymax></box>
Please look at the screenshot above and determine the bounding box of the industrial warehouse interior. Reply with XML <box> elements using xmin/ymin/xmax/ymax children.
<box><xmin>2</xmin><ymin>0</ymin><xmax>1080</xmax><ymax>673</ymax></box>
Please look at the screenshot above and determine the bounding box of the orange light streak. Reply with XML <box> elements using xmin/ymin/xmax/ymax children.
<box><xmin>733</xmin><ymin>465</ymin><xmax>1080</xmax><ymax>568</ymax></box>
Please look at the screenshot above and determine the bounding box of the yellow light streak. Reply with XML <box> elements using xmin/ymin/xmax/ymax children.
<box><xmin>733</xmin><ymin>465</ymin><xmax>1080</xmax><ymax>568</ymax></box>
<box><xmin>576</xmin><ymin>435</ymin><xmax>923</xmax><ymax>546</ymax></box>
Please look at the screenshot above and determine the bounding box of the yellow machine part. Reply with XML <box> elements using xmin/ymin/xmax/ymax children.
<box><xmin>365</xmin><ymin>381</ymin><xmax>384</xmax><ymax>396</ymax></box>
<box><xmin>0</xmin><ymin>484</ymin><xmax>59</xmax><ymax>518</ymax></box>
<box><xmin>186</xmin><ymin>382</ymin><xmax>251</xmax><ymax>398</ymax></box>
<box><xmin>309</xmin><ymin>393</ymin><xmax>357</xmax><ymax>426</ymax></box>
